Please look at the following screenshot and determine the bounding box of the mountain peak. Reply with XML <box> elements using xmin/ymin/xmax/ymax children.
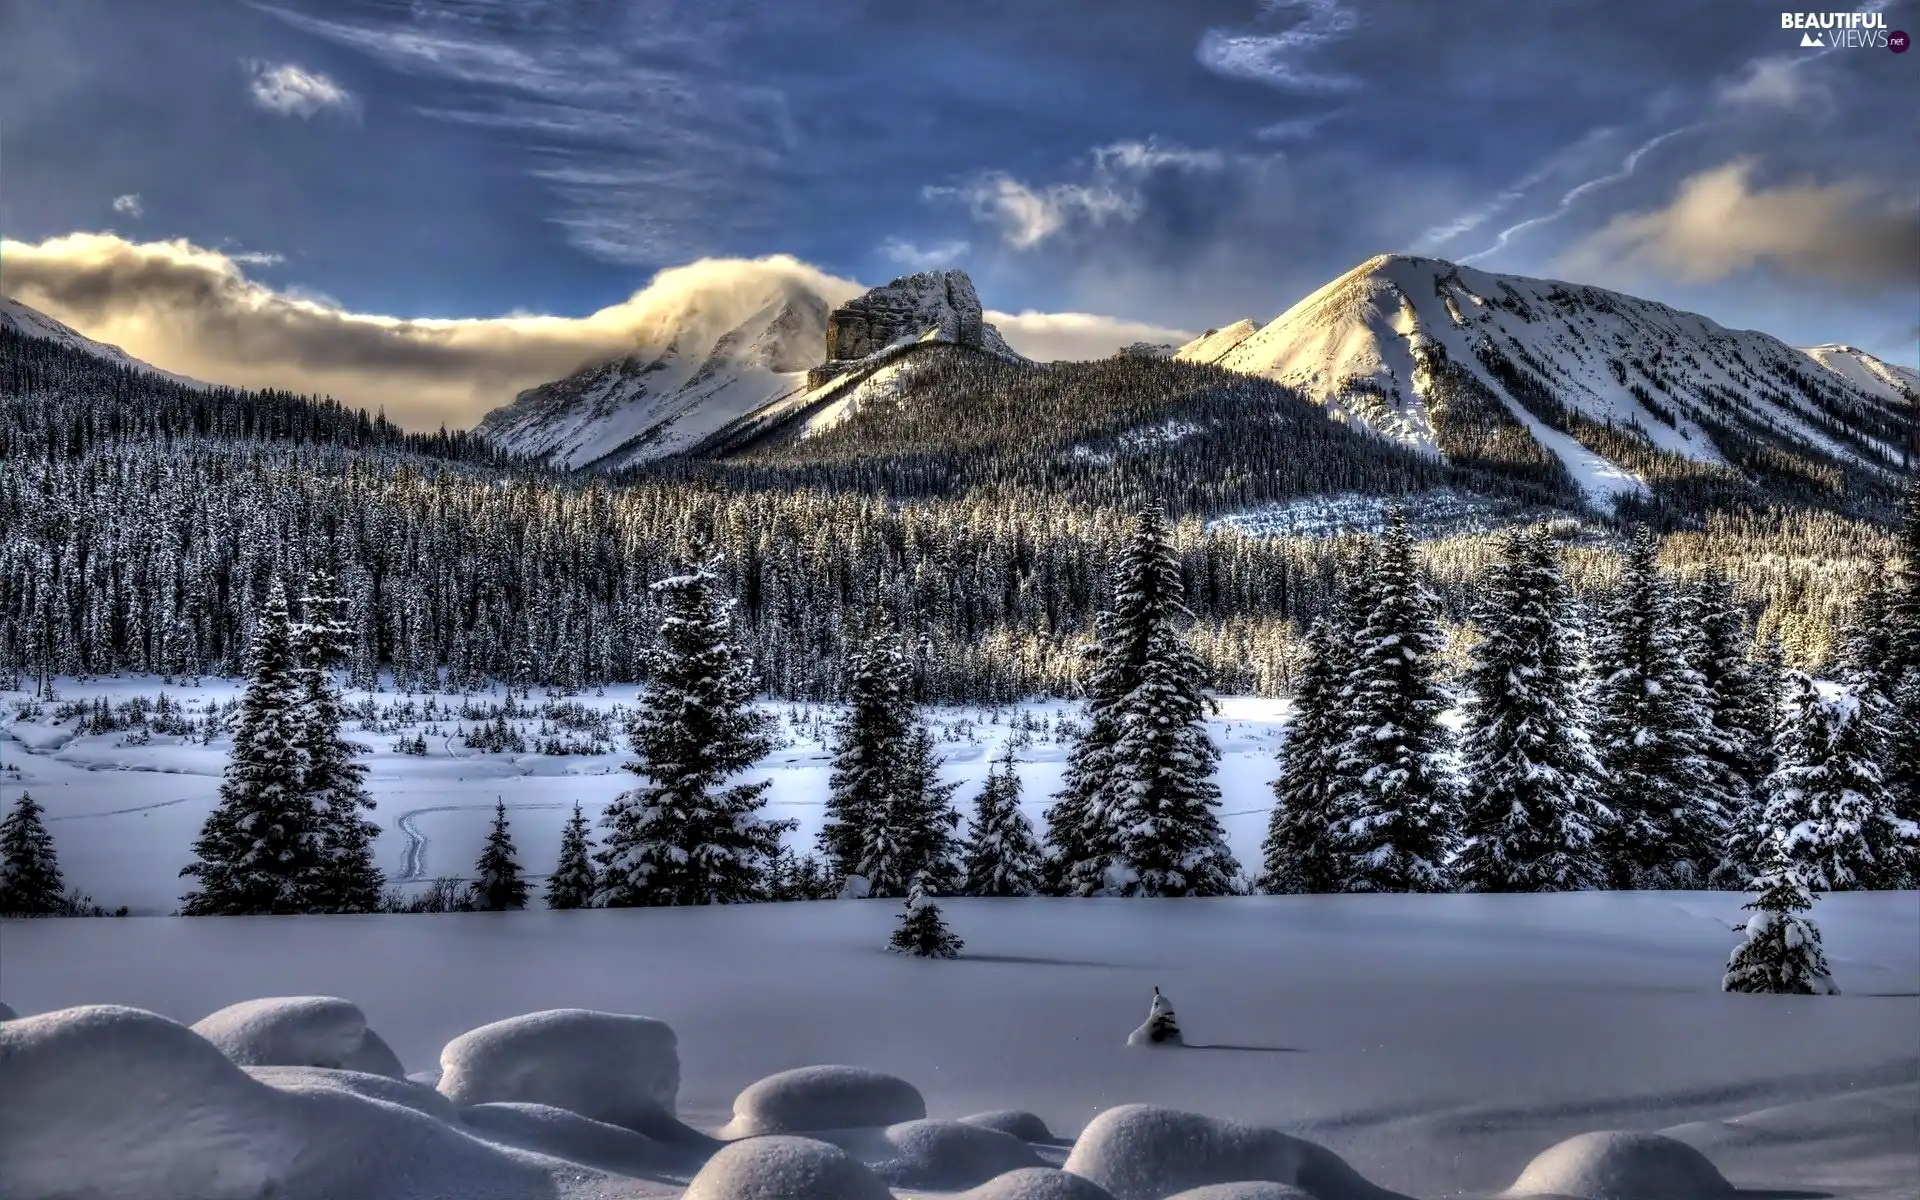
<box><xmin>808</xmin><ymin>269</ymin><xmax>1018</xmax><ymax>387</ymax></box>
<box><xmin>1181</xmin><ymin>254</ymin><xmax>1909</xmax><ymax>510</ymax></box>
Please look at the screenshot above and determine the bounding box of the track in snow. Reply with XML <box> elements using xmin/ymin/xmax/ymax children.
<box><xmin>47</xmin><ymin>796</ymin><xmax>195</xmax><ymax>821</ymax></box>
<box><xmin>394</xmin><ymin>803</ymin><xmax>571</xmax><ymax>881</ymax></box>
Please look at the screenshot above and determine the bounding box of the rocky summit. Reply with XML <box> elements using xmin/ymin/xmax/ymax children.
<box><xmin>808</xmin><ymin>270</ymin><xmax>1016</xmax><ymax>388</ymax></box>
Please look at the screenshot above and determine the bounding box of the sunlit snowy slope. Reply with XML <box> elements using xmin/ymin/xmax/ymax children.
<box><xmin>0</xmin><ymin>296</ymin><xmax>206</xmax><ymax>387</ymax></box>
<box><xmin>1176</xmin><ymin>255</ymin><xmax>1912</xmax><ymax>505</ymax></box>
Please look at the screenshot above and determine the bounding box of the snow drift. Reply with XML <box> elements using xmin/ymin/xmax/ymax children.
<box><xmin>0</xmin><ymin>989</ymin><xmax>1903</xmax><ymax>1200</ymax></box>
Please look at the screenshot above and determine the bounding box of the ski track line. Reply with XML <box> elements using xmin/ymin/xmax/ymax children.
<box><xmin>47</xmin><ymin>796</ymin><xmax>195</xmax><ymax>821</ymax></box>
<box><xmin>395</xmin><ymin>802</ymin><xmax>571</xmax><ymax>882</ymax></box>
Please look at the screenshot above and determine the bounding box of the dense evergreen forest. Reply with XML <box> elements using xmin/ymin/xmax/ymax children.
<box><xmin>0</xmin><ymin>327</ymin><xmax>1906</xmax><ymax>701</ymax></box>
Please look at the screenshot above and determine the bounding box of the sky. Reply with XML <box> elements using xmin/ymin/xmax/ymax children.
<box><xmin>1</xmin><ymin>0</ymin><xmax>1915</xmax><ymax>429</ymax></box>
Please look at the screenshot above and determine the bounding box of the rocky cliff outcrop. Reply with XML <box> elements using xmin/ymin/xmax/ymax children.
<box><xmin>808</xmin><ymin>270</ymin><xmax>1016</xmax><ymax>387</ymax></box>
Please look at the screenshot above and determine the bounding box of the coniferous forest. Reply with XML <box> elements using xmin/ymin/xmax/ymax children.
<box><xmin>2</xmin><ymin>318</ymin><xmax>1916</xmax><ymax>918</ymax></box>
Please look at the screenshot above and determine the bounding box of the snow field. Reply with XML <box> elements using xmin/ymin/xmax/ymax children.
<box><xmin>3</xmin><ymin>892</ymin><xmax>1916</xmax><ymax>1198</ymax></box>
<box><xmin>0</xmin><ymin>677</ymin><xmax>1292</xmax><ymax>914</ymax></box>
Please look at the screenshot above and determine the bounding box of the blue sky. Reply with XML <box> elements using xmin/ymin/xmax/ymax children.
<box><xmin>1</xmin><ymin>0</ymin><xmax>1915</xmax><ymax>424</ymax></box>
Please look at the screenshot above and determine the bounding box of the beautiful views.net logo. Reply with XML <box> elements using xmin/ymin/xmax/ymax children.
<box><xmin>1781</xmin><ymin>11</ymin><xmax>1903</xmax><ymax>49</ymax></box>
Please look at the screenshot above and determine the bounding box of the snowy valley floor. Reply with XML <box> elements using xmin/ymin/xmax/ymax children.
<box><xmin>2</xmin><ymin>895</ymin><xmax>1917</xmax><ymax>1198</ymax></box>
<box><xmin>2</xmin><ymin>679</ymin><xmax>1918</xmax><ymax>1198</ymax></box>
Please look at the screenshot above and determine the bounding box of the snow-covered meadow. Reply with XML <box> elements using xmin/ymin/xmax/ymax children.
<box><xmin>0</xmin><ymin>676</ymin><xmax>1294</xmax><ymax>913</ymax></box>
<box><xmin>3</xmin><ymin>676</ymin><xmax>1917</xmax><ymax>1199</ymax></box>
<box><xmin>4</xmin><ymin>891</ymin><xmax>1917</xmax><ymax>1198</ymax></box>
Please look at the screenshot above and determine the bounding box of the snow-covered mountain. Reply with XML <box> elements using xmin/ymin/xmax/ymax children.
<box><xmin>481</xmin><ymin>269</ymin><xmax>1021</xmax><ymax>471</ymax></box>
<box><xmin>475</xmin><ymin>286</ymin><xmax>832</xmax><ymax>472</ymax></box>
<box><xmin>1799</xmin><ymin>343</ymin><xmax>1920</xmax><ymax>408</ymax></box>
<box><xmin>1175</xmin><ymin>254</ymin><xmax>1911</xmax><ymax>506</ymax></box>
<box><xmin>1</xmin><ymin>295</ymin><xmax>205</xmax><ymax>387</ymax></box>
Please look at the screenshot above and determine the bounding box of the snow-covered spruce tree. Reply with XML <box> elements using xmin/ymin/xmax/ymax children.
<box><xmin>544</xmin><ymin>802</ymin><xmax>598</xmax><ymax>910</ymax></box>
<box><xmin>469</xmin><ymin>800</ymin><xmax>529</xmax><ymax>911</ymax></box>
<box><xmin>597</xmin><ymin>554</ymin><xmax>792</xmax><ymax>906</ymax></box>
<box><xmin>1716</xmin><ymin>638</ymin><xmax>1788</xmax><ymax>890</ymax></box>
<box><xmin>1723</xmin><ymin>840</ymin><xmax>1837</xmax><ymax>995</ymax></box>
<box><xmin>819</xmin><ymin>616</ymin><xmax>915</xmax><ymax>887</ymax></box>
<box><xmin>1258</xmin><ymin>617</ymin><xmax>1349</xmax><ymax>894</ymax></box>
<box><xmin>1682</xmin><ymin>570</ymin><xmax>1772</xmax><ymax>806</ymax></box>
<box><xmin>1588</xmin><ymin>525</ymin><xmax>1728</xmax><ymax>889</ymax></box>
<box><xmin>862</xmin><ymin>722</ymin><xmax>963</xmax><ymax>898</ymax></box>
<box><xmin>293</xmin><ymin>570</ymin><xmax>382</xmax><ymax>913</ymax></box>
<box><xmin>1329</xmin><ymin>506</ymin><xmax>1458</xmax><ymax>893</ymax></box>
<box><xmin>888</xmin><ymin>873</ymin><xmax>963</xmax><ymax>959</ymax></box>
<box><xmin>0</xmin><ymin>792</ymin><xmax>66</xmax><ymax>915</ymax></box>
<box><xmin>1047</xmin><ymin>506</ymin><xmax>1238</xmax><ymax>897</ymax></box>
<box><xmin>1881</xmin><ymin>484</ymin><xmax>1920</xmax><ymax>863</ymax></box>
<box><xmin>1454</xmin><ymin>528</ymin><xmax>1608</xmax><ymax>892</ymax></box>
<box><xmin>963</xmin><ymin>743</ymin><xmax>1045</xmax><ymax>896</ymax></box>
<box><xmin>1886</xmin><ymin>670</ymin><xmax>1920</xmax><ymax>870</ymax></box>
<box><xmin>181</xmin><ymin>579</ymin><xmax>322</xmax><ymax>915</ymax></box>
<box><xmin>1756</xmin><ymin>672</ymin><xmax>1910</xmax><ymax>891</ymax></box>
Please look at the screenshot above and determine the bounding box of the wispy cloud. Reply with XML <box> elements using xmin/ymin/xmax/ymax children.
<box><xmin>245</xmin><ymin>60</ymin><xmax>358</xmax><ymax>118</ymax></box>
<box><xmin>253</xmin><ymin>2</ymin><xmax>792</xmax><ymax>264</ymax></box>
<box><xmin>1255</xmin><ymin>112</ymin><xmax>1340</xmax><ymax>142</ymax></box>
<box><xmin>936</xmin><ymin>139</ymin><xmax>1228</xmax><ymax>251</ymax></box>
<box><xmin>881</xmin><ymin>238</ymin><xmax>971</xmax><ymax>271</ymax></box>
<box><xmin>1415</xmin><ymin>128</ymin><xmax>1617</xmax><ymax>250</ymax></box>
<box><xmin>986</xmin><ymin>310</ymin><xmax>1196</xmax><ymax>362</ymax></box>
<box><xmin>111</xmin><ymin>193</ymin><xmax>143</xmax><ymax>218</ymax></box>
<box><xmin>1196</xmin><ymin>0</ymin><xmax>1360</xmax><ymax>93</ymax></box>
<box><xmin>1560</xmin><ymin>159</ymin><xmax>1920</xmax><ymax>291</ymax></box>
<box><xmin>1458</xmin><ymin>123</ymin><xmax>1708</xmax><ymax>264</ymax></box>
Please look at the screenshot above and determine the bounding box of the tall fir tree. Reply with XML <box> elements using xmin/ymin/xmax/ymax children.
<box><xmin>1329</xmin><ymin>507</ymin><xmax>1458</xmax><ymax>893</ymax></box>
<box><xmin>1588</xmin><ymin>525</ymin><xmax>1728</xmax><ymax>888</ymax></box>
<box><xmin>1682</xmin><ymin>570</ymin><xmax>1772</xmax><ymax>808</ymax></box>
<box><xmin>0</xmin><ymin>792</ymin><xmax>66</xmax><ymax>915</ymax></box>
<box><xmin>1259</xmin><ymin>617</ymin><xmax>1348</xmax><ymax>894</ymax></box>
<box><xmin>181</xmin><ymin>579</ymin><xmax>322</xmax><ymax>915</ymax></box>
<box><xmin>1756</xmin><ymin>673</ymin><xmax>1911</xmax><ymax>891</ymax></box>
<box><xmin>1046</xmin><ymin>507</ymin><xmax>1238</xmax><ymax>897</ymax></box>
<box><xmin>545</xmin><ymin>802</ymin><xmax>598</xmax><ymax>910</ymax></box>
<box><xmin>963</xmin><ymin>744</ymin><xmax>1045</xmax><ymax>896</ymax></box>
<box><xmin>1881</xmin><ymin>484</ymin><xmax>1920</xmax><ymax>866</ymax></box>
<box><xmin>470</xmin><ymin>800</ymin><xmax>530</xmax><ymax>911</ymax></box>
<box><xmin>293</xmin><ymin>570</ymin><xmax>382</xmax><ymax>913</ymax></box>
<box><xmin>819</xmin><ymin>616</ymin><xmax>915</xmax><ymax>888</ymax></box>
<box><xmin>1717</xmin><ymin>637</ymin><xmax>1788</xmax><ymax>889</ymax></box>
<box><xmin>862</xmin><ymin>722</ymin><xmax>963</xmax><ymax>898</ymax></box>
<box><xmin>1454</xmin><ymin>528</ymin><xmax>1608</xmax><ymax>892</ymax></box>
<box><xmin>597</xmin><ymin>554</ymin><xmax>791</xmax><ymax>906</ymax></box>
<box><xmin>1723</xmin><ymin>839</ymin><xmax>1837</xmax><ymax>995</ymax></box>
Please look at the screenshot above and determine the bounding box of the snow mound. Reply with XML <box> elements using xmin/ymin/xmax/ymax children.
<box><xmin>961</xmin><ymin>1109</ymin><xmax>1057</xmax><ymax>1142</ymax></box>
<box><xmin>0</xmin><ymin>1004</ymin><xmax>305</xmax><ymax>1200</ymax></box>
<box><xmin>437</xmin><ymin>1008</ymin><xmax>680</xmax><ymax>1131</ymax></box>
<box><xmin>683</xmin><ymin>1134</ymin><xmax>894</xmax><ymax>1200</ymax></box>
<box><xmin>831</xmin><ymin>1118</ymin><xmax>1045</xmax><ymax>1188</ymax></box>
<box><xmin>0</xmin><ymin>1003</ymin><xmax>624</xmax><ymax>1200</ymax></box>
<box><xmin>192</xmin><ymin>995</ymin><xmax>405</xmax><ymax>1078</ymax></box>
<box><xmin>952</xmin><ymin>1167</ymin><xmax>1121</xmax><ymax>1199</ymax></box>
<box><xmin>1165</xmin><ymin>1186</ymin><xmax>1315</xmax><ymax>1200</ymax></box>
<box><xmin>721</xmin><ymin>1064</ymin><xmax>926</xmax><ymax>1137</ymax></box>
<box><xmin>458</xmin><ymin>1100</ymin><xmax>706</xmax><ymax>1177</ymax></box>
<box><xmin>247</xmin><ymin>1064</ymin><xmax>457</xmax><ymax>1121</ymax></box>
<box><xmin>1506</xmin><ymin>1130</ymin><xmax>1735</xmax><ymax>1199</ymax></box>
<box><xmin>1127</xmin><ymin>988</ymin><xmax>1182</xmax><ymax>1047</ymax></box>
<box><xmin>1062</xmin><ymin>1105</ymin><xmax>1406</xmax><ymax>1200</ymax></box>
